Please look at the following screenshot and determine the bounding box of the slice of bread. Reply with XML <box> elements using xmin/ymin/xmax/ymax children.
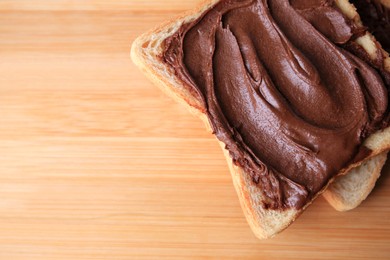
<box><xmin>131</xmin><ymin>0</ymin><xmax>390</xmax><ymax>238</ymax></box>
<box><xmin>323</xmin><ymin>0</ymin><xmax>390</xmax><ymax>211</ymax></box>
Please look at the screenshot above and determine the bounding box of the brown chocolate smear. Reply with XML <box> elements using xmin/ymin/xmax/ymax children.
<box><xmin>162</xmin><ymin>0</ymin><xmax>389</xmax><ymax>209</ymax></box>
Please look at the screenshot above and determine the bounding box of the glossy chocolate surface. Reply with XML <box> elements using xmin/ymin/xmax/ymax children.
<box><xmin>162</xmin><ymin>0</ymin><xmax>389</xmax><ymax>209</ymax></box>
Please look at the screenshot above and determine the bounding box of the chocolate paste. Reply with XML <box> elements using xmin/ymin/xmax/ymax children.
<box><xmin>162</xmin><ymin>0</ymin><xmax>389</xmax><ymax>209</ymax></box>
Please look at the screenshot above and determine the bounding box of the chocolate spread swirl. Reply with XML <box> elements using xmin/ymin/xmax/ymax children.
<box><xmin>162</xmin><ymin>0</ymin><xmax>389</xmax><ymax>209</ymax></box>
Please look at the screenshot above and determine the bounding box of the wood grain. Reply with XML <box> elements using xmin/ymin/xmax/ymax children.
<box><xmin>0</xmin><ymin>1</ymin><xmax>389</xmax><ymax>259</ymax></box>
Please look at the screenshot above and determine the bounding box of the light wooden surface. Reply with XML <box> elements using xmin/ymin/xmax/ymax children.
<box><xmin>0</xmin><ymin>1</ymin><xmax>389</xmax><ymax>259</ymax></box>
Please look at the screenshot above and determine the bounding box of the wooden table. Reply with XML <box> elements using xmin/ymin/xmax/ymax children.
<box><xmin>0</xmin><ymin>1</ymin><xmax>389</xmax><ymax>259</ymax></box>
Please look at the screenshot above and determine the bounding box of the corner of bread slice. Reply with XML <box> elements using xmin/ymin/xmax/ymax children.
<box><xmin>322</xmin><ymin>0</ymin><xmax>390</xmax><ymax>211</ymax></box>
<box><xmin>131</xmin><ymin>27</ymin><xmax>202</xmax><ymax>116</ymax></box>
<box><xmin>323</xmin><ymin>127</ymin><xmax>390</xmax><ymax>211</ymax></box>
<box><xmin>323</xmin><ymin>152</ymin><xmax>388</xmax><ymax>211</ymax></box>
<box><xmin>131</xmin><ymin>0</ymin><xmax>222</xmax><ymax>118</ymax></box>
<box><xmin>218</xmin><ymin>145</ymin><xmax>302</xmax><ymax>239</ymax></box>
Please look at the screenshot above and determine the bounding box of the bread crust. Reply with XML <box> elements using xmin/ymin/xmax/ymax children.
<box><xmin>131</xmin><ymin>0</ymin><xmax>390</xmax><ymax>238</ymax></box>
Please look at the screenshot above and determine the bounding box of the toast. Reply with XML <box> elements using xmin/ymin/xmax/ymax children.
<box><xmin>131</xmin><ymin>0</ymin><xmax>390</xmax><ymax>238</ymax></box>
